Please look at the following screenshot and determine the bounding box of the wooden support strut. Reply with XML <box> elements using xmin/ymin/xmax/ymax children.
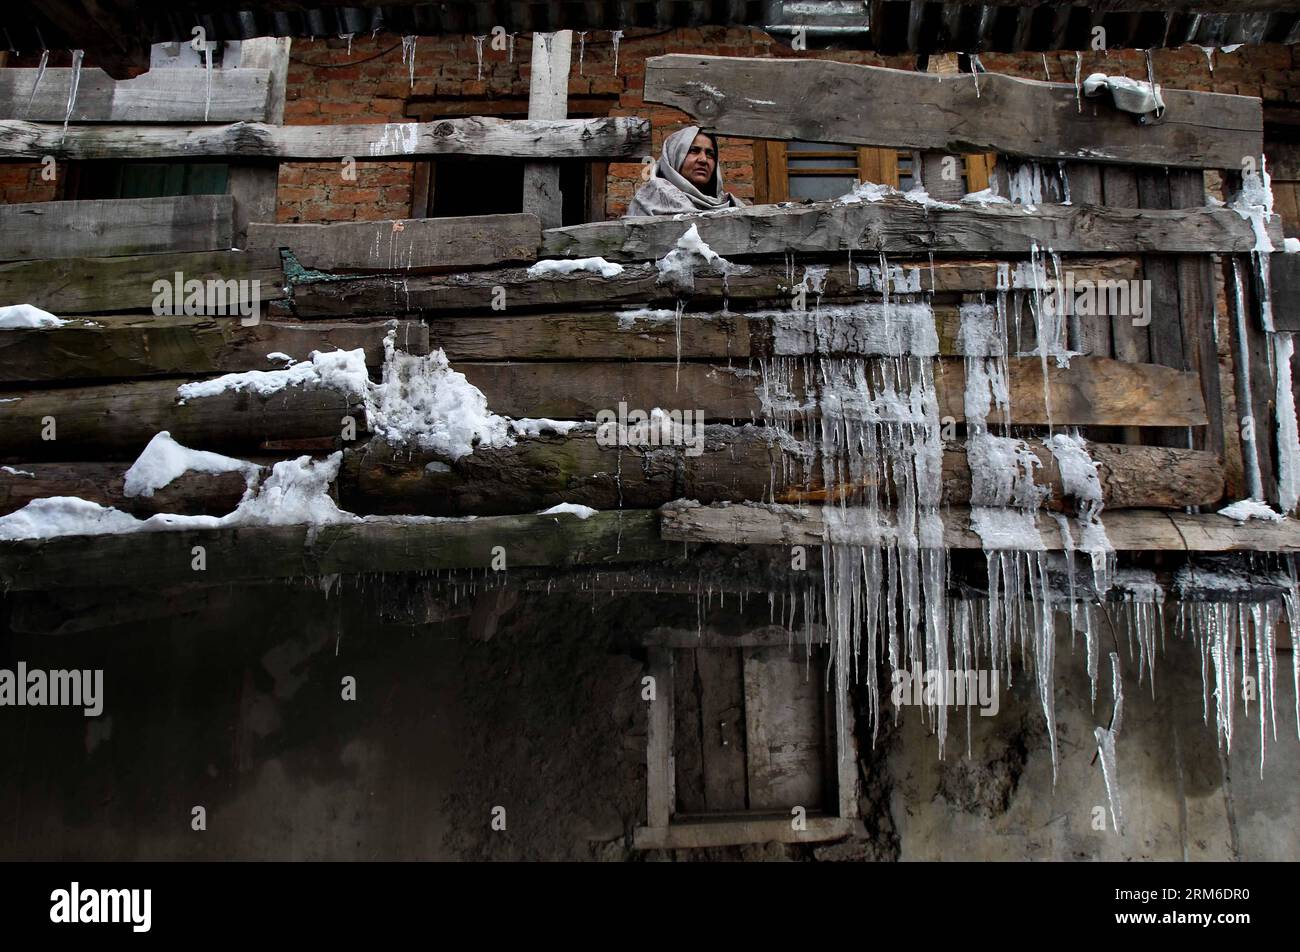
<box><xmin>522</xmin><ymin>32</ymin><xmax>573</xmax><ymax>230</ymax></box>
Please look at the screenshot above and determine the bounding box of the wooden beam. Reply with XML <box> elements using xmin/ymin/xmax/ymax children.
<box><xmin>227</xmin><ymin>37</ymin><xmax>291</xmax><ymax>248</ymax></box>
<box><xmin>633</xmin><ymin>815</ymin><xmax>859</xmax><ymax>849</ymax></box>
<box><xmin>659</xmin><ymin>501</ymin><xmax>1300</xmax><ymax>552</ymax></box>
<box><xmin>541</xmin><ymin>196</ymin><xmax>1281</xmax><ymax>259</ymax></box>
<box><xmin>455</xmin><ymin>357</ymin><xmax>1208</xmax><ymax>426</ymax></box>
<box><xmin>0</xmin><ymin>461</ymin><xmax>252</xmax><ymax>518</ymax></box>
<box><xmin>0</xmin><ymin>249</ymin><xmax>284</xmax><ymax>315</ymax></box>
<box><xmin>0</xmin><ymin>67</ymin><xmax>273</xmax><ymax>123</ymax></box>
<box><xmin>0</xmin><ymin>196</ymin><xmax>233</xmax><ymax>261</ymax></box>
<box><xmin>645</xmin><ymin>647</ymin><xmax>675</xmax><ymax>830</ymax></box>
<box><xmin>522</xmin><ymin>31</ymin><xmax>573</xmax><ymax>230</ymax></box>
<box><xmin>249</xmin><ymin>214</ymin><xmax>541</xmax><ymax>272</ymax></box>
<box><xmin>0</xmin><ymin>377</ymin><xmax>362</xmax><ymax>462</ymax></box>
<box><xmin>339</xmin><ymin>431</ymin><xmax>1221</xmax><ymax>516</ymax></box>
<box><xmin>643</xmin><ymin>54</ymin><xmax>1261</xmax><ymax>169</ymax></box>
<box><xmin>423</xmin><ymin>301</ymin><xmax>1145</xmax><ymax>361</ymax></box>
<box><xmin>0</xmin><ymin>509</ymin><xmax>668</xmax><ymax>592</ymax></box>
<box><xmin>0</xmin><ymin>318</ymin><xmax>427</xmax><ymax>384</ymax></box>
<box><xmin>287</xmin><ymin>256</ymin><xmax>1142</xmax><ymax>317</ymax></box>
<box><xmin>0</xmin><ymin>117</ymin><xmax>652</xmax><ymax>161</ymax></box>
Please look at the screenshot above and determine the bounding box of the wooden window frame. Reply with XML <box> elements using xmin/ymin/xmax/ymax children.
<box><xmin>755</xmin><ymin>141</ymin><xmax>995</xmax><ymax>202</ymax></box>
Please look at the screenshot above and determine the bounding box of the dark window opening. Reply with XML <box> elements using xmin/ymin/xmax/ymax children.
<box><xmin>425</xmin><ymin>158</ymin><xmax>596</xmax><ymax>226</ymax></box>
<box><xmin>68</xmin><ymin>161</ymin><xmax>229</xmax><ymax>200</ymax></box>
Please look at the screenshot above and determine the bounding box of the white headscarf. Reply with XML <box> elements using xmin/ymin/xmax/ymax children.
<box><xmin>625</xmin><ymin>125</ymin><xmax>744</xmax><ymax>217</ymax></box>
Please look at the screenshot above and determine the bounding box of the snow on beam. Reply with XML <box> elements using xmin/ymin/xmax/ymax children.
<box><xmin>644</xmin><ymin>54</ymin><xmax>1261</xmax><ymax>169</ymax></box>
<box><xmin>659</xmin><ymin>502</ymin><xmax>1300</xmax><ymax>552</ymax></box>
<box><xmin>0</xmin><ymin>509</ymin><xmax>668</xmax><ymax>592</ymax></box>
<box><xmin>0</xmin><ymin>116</ymin><xmax>652</xmax><ymax>161</ymax></box>
<box><xmin>542</xmin><ymin>195</ymin><xmax>1282</xmax><ymax>260</ymax></box>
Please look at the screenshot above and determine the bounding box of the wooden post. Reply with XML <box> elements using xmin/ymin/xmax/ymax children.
<box><xmin>228</xmin><ymin>38</ymin><xmax>291</xmax><ymax>248</ymax></box>
<box><xmin>522</xmin><ymin>31</ymin><xmax>573</xmax><ymax>230</ymax></box>
<box><xmin>645</xmin><ymin>648</ymin><xmax>675</xmax><ymax>830</ymax></box>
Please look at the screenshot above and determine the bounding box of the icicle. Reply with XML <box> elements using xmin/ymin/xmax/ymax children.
<box><xmin>969</xmin><ymin>53</ymin><xmax>982</xmax><ymax>98</ymax></box>
<box><xmin>340</xmin><ymin>33</ymin><xmax>354</xmax><ymax>58</ymax></box>
<box><xmin>1041</xmin><ymin>53</ymin><xmax>1050</xmax><ymax>82</ymax></box>
<box><xmin>23</xmin><ymin>49</ymin><xmax>49</xmax><ymax>118</ymax></box>
<box><xmin>1143</xmin><ymin>49</ymin><xmax>1164</xmax><ymax>120</ymax></box>
<box><xmin>1199</xmin><ymin>46</ymin><xmax>1216</xmax><ymax>73</ymax></box>
<box><xmin>1073</xmin><ymin>52</ymin><xmax>1083</xmax><ymax>112</ymax></box>
<box><xmin>1230</xmin><ymin>258</ymin><xmax>1265</xmax><ymax>500</ymax></box>
<box><xmin>200</xmin><ymin>42</ymin><xmax>213</xmax><ymax>122</ymax></box>
<box><xmin>1095</xmin><ymin>652</ymin><xmax>1125</xmax><ymax>834</ymax></box>
<box><xmin>610</xmin><ymin>29</ymin><xmax>623</xmax><ymax>75</ymax></box>
<box><xmin>471</xmin><ymin>35</ymin><xmax>486</xmax><ymax>82</ymax></box>
<box><xmin>401</xmin><ymin>36</ymin><xmax>418</xmax><ymax>89</ymax></box>
<box><xmin>508</xmin><ymin>33</ymin><xmax>517</xmax><ymax>64</ymax></box>
<box><xmin>577</xmin><ymin>32</ymin><xmax>587</xmax><ymax>75</ymax></box>
<box><xmin>1058</xmin><ymin>160</ymin><xmax>1071</xmax><ymax>206</ymax></box>
<box><xmin>1274</xmin><ymin>333</ymin><xmax>1300</xmax><ymax>514</ymax></box>
<box><xmin>63</xmin><ymin>49</ymin><xmax>84</xmax><ymax>136</ymax></box>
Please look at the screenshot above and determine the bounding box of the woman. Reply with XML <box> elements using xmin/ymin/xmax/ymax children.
<box><xmin>625</xmin><ymin>125</ymin><xmax>745</xmax><ymax>217</ymax></box>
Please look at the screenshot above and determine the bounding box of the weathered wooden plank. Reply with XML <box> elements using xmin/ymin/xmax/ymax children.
<box><xmin>542</xmin><ymin>197</ymin><xmax>1280</xmax><ymax>260</ymax></box>
<box><xmin>1170</xmin><ymin>170</ymin><xmax>1226</xmax><ymax>460</ymax></box>
<box><xmin>340</xmin><ymin>431</ymin><xmax>1223</xmax><ymax>516</ymax></box>
<box><xmin>456</xmin><ymin>357</ymin><xmax>1207</xmax><ymax>426</ymax></box>
<box><xmin>0</xmin><ymin>509</ymin><xmax>668</xmax><ymax>592</ymax></box>
<box><xmin>1271</xmin><ymin>253</ymin><xmax>1300</xmax><ymax>333</ymax></box>
<box><xmin>428</xmin><ymin>297</ymin><xmax>1174</xmax><ymax>361</ymax></box>
<box><xmin>0</xmin><ymin>249</ymin><xmax>284</xmax><ymax>315</ymax></box>
<box><xmin>0</xmin><ymin>377</ymin><xmax>362</xmax><ymax>461</ymax></box>
<box><xmin>698</xmin><ymin>648</ymin><xmax>749</xmax><ymax>811</ymax></box>
<box><xmin>643</xmin><ymin>625</ymin><xmax>830</xmax><ymax>649</ymax></box>
<box><xmin>249</xmin><ymin>214</ymin><xmax>541</xmax><ymax>272</ymax></box>
<box><xmin>0</xmin><ymin>67</ymin><xmax>272</xmax><ymax>123</ymax></box>
<box><xmin>671</xmin><ymin>648</ymin><xmax>706</xmax><ymax>815</ymax></box>
<box><xmin>0</xmin><ymin>461</ymin><xmax>252</xmax><ymax>518</ymax></box>
<box><xmin>1222</xmin><ymin>256</ymin><xmax>1274</xmax><ymax>502</ymax></box>
<box><xmin>0</xmin><ymin>196</ymin><xmax>234</xmax><ymax>261</ymax></box>
<box><xmin>0</xmin><ymin>317</ymin><xmax>427</xmax><ymax>384</ymax></box>
<box><xmin>287</xmin><ymin>257</ymin><xmax>1142</xmax><ymax>317</ymax></box>
<box><xmin>643</xmin><ymin>54</ymin><xmax>1261</xmax><ymax>169</ymax></box>
<box><xmin>1137</xmin><ymin>167</ymin><xmax>1188</xmax><ymax>449</ymax></box>
<box><xmin>227</xmin><ymin>38</ymin><xmax>291</xmax><ymax>248</ymax></box>
<box><xmin>659</xmin><ymin>502</ymin><xmax>1300</xmax><ymax>552</ymax></box>
<box><xmin>743</xmin><ymin>647</ymin><xmax>826</xmax><ymax>811</ymax></box>
<box><xmin>521</xmin><ymin>31</ymin><xmax>572</xmax><ymax>230</ymax></box>
<box><xmin>633</xmin><ymin>815</ymin><xmax>858</xmax><ymax>849</ymax></box>
<box><xmin>0</xmin><ymin>116</ymin><xmax>651</xmax><ymax>161</ymax></box>
<box><xmin>646</xmin><ymin>647</ymin><xmax>676</xmax><ymax>829</ymax></box>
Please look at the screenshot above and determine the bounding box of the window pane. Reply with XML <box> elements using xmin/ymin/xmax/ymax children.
<box><xmin>789</xmin><ymin>175</ymin><xmax>858</xmax><ymax>201</ymax></box>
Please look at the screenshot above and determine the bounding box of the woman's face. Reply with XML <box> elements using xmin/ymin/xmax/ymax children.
<box><xmin>678</xmin><ymin>133</ymin><xmax>717</xmax><ymax>190</ymax></box>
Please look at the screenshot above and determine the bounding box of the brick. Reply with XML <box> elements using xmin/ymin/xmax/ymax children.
<box><xmin>329</xmin><ymin>186</ymin><xmax>382</xmax><ymax>204</ymax></box>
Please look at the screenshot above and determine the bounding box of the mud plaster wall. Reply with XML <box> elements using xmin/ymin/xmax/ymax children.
<box><xmin>1</xmin><ymin>579</ymin><xmax>1296</xmax><ymax>861</ymax></box>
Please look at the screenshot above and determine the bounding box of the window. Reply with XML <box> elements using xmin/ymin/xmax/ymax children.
<box><xmin>754</xmin><ymin>141</ymin><xmax>996</xmax><ymax>203</ymax></box>
<box><xmin>407</xmin><ymin>98</ymin><xmax>616</xmax><ymax>224</ymax></box>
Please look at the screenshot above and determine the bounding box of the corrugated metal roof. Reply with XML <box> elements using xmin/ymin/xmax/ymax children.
<box><xmin>7</xmin><ymin>2</ymin><xmax>1300</xmax><ymax>77</ymax></box>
